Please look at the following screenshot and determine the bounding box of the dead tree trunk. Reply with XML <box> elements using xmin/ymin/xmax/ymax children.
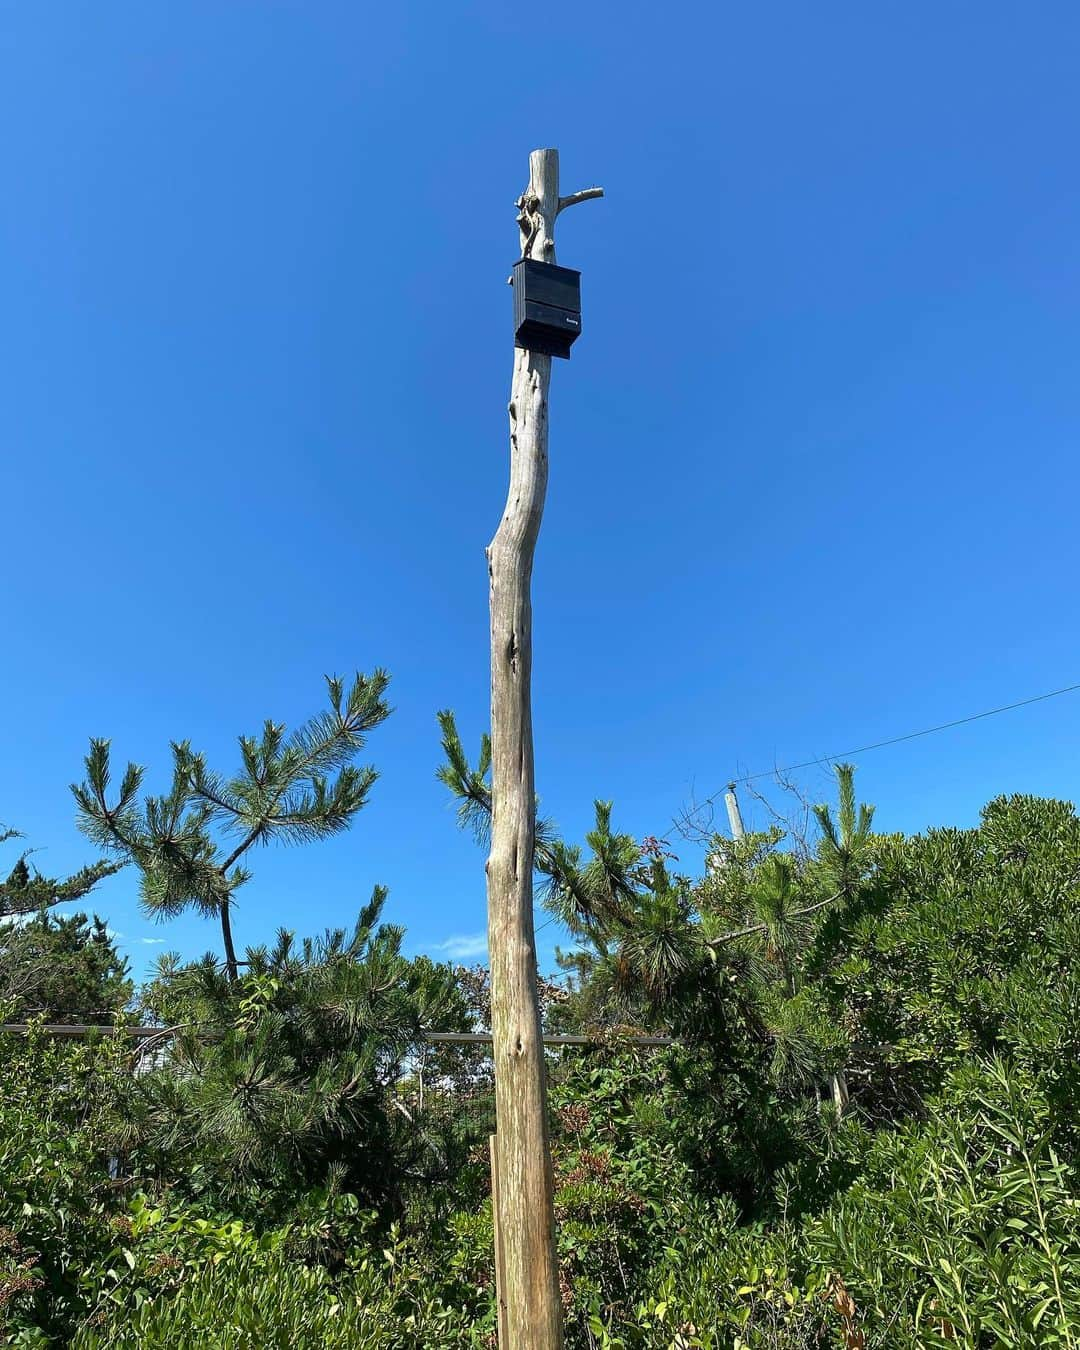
<box><xmin>486</xmin><ymin>147</ymin><xmax>601</xmax><ymax>1349</ymax></box>
<box><xmin>489</xmin><ymin>1133</ymin><xmax>510</xmax><ymax>1348</ymax></box>
<box><xmin>725</xmin><ymin>783</ymin><xmax>746</xmax><ymax>840</ymax></box>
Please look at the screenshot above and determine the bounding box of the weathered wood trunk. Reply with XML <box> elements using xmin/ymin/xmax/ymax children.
<box><xmin>487</xmin><ymin>147</ymin><xmax>561</xmax><ymax>1350</ymax></box>
<box><xmin>725</xmin><ymin>784</ymin><xmax>746</xmax><ymax>840</ymax></box>
<box><xmin>486</xmin><ymin>147</ymin><xmax>600</xmax><ymax>1349</ymax></box>
<box><xmin>489</xmin><ymin>1134</ymin><xmax>510</xmax><ymax>1348</ymax></box>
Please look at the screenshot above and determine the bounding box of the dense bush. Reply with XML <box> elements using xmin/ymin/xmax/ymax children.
<box><xmin>0</xmin><ymin>910</ymin><xmax>131</xmax><ymax>1023</ymax></box>
<box><xmin>4</xmin><ymin>787</ymin><xmax>1079</xmax><ymax>1346</ymax></box>
<box><xmin>122</xmin><ymin>891</ymin><xmax>470</xmax><ymax>1223</ymax></box>
<box><xmin>0</xmin><ymin>1029</ymin><xmax>129</xmax><ymax>1344</ymax></box>
<box><xmin>806</xmin><ymin>1058</ymin><xmax>1080</xmax><ymax>1347</ymax></box>
<box><xmin>818</xmin><ymin>793</ymin><xmax>1080</xmax><ymax>1130</ymax></box>
<box><xmin>72</xmin><ymin>1196</ymin><xmax>488</xmax><ymax>1350</ymax></box>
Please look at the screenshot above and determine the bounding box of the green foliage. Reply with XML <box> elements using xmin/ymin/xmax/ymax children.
<box><xmin>435</xmin><ymin>709</ymin><xmax>492</xmax><ymax>847</ymax></box>
<box><xmin>0</xmin><ymin>909</ymin><xmax>132</xmax><ymax>1022</ymax></box>
<box><xmin>122</xmin><ymin>892</ymin><xmax>470</xmax><ymax>1218</ymax></box>
<box><xmin>0</xmin><ymin>824</ymin><xmax>121</xmax><ymax>921</ymax></box>
<box><xmin>0</xmin><ymin>1028</ymin><xmax>131</xmax><ymax>1344</ymax></box>
<box><xmin>72</xmin><ymin>1195</ymin><xmax>489</xmax><ymax>1349</ymax></box>
<box><xmin>513</xmin><ymin>1049</ymin><xmax>835</xmax><ymax>1347</ymax></box>
<box><xmin>72</xmin><ymin>672</ymin><xmax>392</xmax><ymax>973</ymax></box>
<box><xmin>436</xmin><ymin>708</ymin><xmax>559</xmax><ymax>870</ymax></box>
<box><xmin>548</xmin><ymin>1051</ymin><xmax>716</xmax><ymax>1335</ymax></box>
<box><xmin>816</xmin><ymin>791</ymin><xmax>1080</xmax><ymax>1127</ymax></box>
<box><xmin>4</xmin><ymin>756</ymin><xmax>1080</xmax><ymax>1348</ymax></box>
<box><xmin>807</xmin><ymin>1058</ymin><xmax>1080</xmax><ymax>1347</ymax></box>
<box><xmin>813</xmin><ymin>762</ymin><xmax>876</xmax><ymax>902</ymax></box>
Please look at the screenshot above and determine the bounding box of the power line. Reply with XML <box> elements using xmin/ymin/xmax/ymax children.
<box><xmin>697</xmin><ymin>679</ymin><xmax>1080</xmax><ymax>808</ymax></box>
<box><xmin>536</xmin><ymin>678</ymin><xmax>1080</xmax><ymax>939</ymax></box>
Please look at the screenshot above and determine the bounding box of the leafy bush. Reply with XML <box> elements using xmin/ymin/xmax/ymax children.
<box><xmin>124</xmin><ymin>894</ymin><xmax>470</xmax><ymax>1222</ymax></box>
<box><xmin>73</xmin><ymin>1194</ymin><xmax>490</xmax><ymax>1349</ymax></box>
<box><xmin>819</xmin><ymin>793</ymin><xmax>1080</xmax><ymax>1129</ymax></box>
<box><xmin>807</xmin><ymin>1057</ymin><xmax>1080</xmax><ymax>1347</ymax></box>
<box><xmin>0</xmin><ymin>1028</ymin><xmax>129</xmax><ymax>1344</ymax></box>
<box><xmin>5</xmin><ymin>788</ymin><xmax>1080</xmax><ymax>1348</ymax></box>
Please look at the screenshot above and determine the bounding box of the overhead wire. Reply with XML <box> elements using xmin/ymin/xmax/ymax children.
<box><xmin>691</xmin><ymin>679</ymin><xmax>1080</xmax><ymax>808</ymax></box>
<box><xmin>532</xmin><ymin>678</ymin><xmax>1080</xmax><ymax>940</ymax></box>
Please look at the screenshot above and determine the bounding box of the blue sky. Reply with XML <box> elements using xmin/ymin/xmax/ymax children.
<box><xmin>3</xmin><ymin>3</ymin><xmax>1080</xmax><ymax>980</ymax></box>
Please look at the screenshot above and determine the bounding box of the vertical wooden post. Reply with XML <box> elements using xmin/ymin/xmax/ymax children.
<box><xmin>489</xmin><ymin>1134</ymin><xmax>510</xmax><ymax>1348</ymax></box>
<box><xmin>725</xmin><ymin>783</ymin><xmax>746</xmax><ymax>840</ymax></box>
<box><xmin>486</xmin><ymin>147</ymin><xmax>601</xmax><ymax>1349</ymax></box>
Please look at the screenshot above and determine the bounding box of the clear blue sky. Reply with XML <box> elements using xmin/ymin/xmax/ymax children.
<box><xmin>4</xmin><ymin>3</ymin><xmax>1080</xmax><ymax>979</ymax></box>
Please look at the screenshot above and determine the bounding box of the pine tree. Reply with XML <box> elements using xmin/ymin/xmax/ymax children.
<box><xmin>0</xmin><ymin>824</ymin><xmax>122</xmax><ymax>920</ymax></box>
<box><xmin>696</xmin><ymin>763</ymin><xmax>877</xmax><ymax>1107</ymax></box>
<box><xmin>72</xmin><ymin>672</ymin><xmax>391</xmax><ymax>980</ymax></box>
<box><xmin>438</xmin><ymin>713</ymin><xmax>879</xmax><ymax>1105</ymax></box>
<box><xmin>437</xmin><ymin>710</ymin><xmax>701</xmax><ymax>1027</ymax></box>
<box><xmin>0</xmin><ymin>908</ymin><xmax>132</xmax><ymax>1021</ymax></box>
<box><xmin>127</xmin><ymin>887</ymin><xmax>468</xmax><ymax>1215</ymax></box>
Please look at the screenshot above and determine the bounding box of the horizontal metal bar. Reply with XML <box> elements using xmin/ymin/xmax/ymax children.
<box><xmin>422</xmin><ymin>1031</ymin><xmax>673</xmax><ymax>1047</ymax></box>
<box><xmin>1</xmin><ymin>1024</ymin><xmax>673</xmax><ymax>1047</ymax></box>
<box><xmin>0</xmin><ymin>1023</ymin><xmax>165</xmax><ymax>1038</ymax></box>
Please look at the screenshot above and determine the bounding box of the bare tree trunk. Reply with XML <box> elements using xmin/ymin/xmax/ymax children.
<box><xmin>725</xmin><ymin>783</ymin><xmax>746</xmax><ymax>840</ymax></box>
<box><xmin>489</xmin><ymin>1133</ymin><xmax>510</xmax><ymax>1349</ymax></box>
<box><xmin>486</xmin><ymin>146</ymin><xmax>600</xmax><ymax>1349</ymax></box>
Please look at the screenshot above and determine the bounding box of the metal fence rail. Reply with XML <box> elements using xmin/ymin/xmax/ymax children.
<box><xmin>0</xmin><ymin>1024</ymin><xmax>673</xmax><ymax>1047</ymax></box>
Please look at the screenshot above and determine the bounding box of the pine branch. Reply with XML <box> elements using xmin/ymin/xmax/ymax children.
<box><xmin>267</xmin><ymin>769</ymin><xmax>379</xmax><ymax>847</ymax></box>
<box><xmin>0</xmin><ymin>857</ymin><xmax>124</xmax><ymax>918</ymax></box>
<box><xmin>219</xmin><ymin>672</ymin><xmax>390</xmax><ymax>872</ymax></box>
<box><xmin>705</xmin><ymin>889</ymin><xmax>843</xmax><ymax>947</ymax></box>
<box><xmin>435</xmin><ymin>710</ymin><xmax>492</xmax><ymax>844</ymax></box>
<box><xmin>71</xmin><ymin>673</ymin><xmax>392</xmax><ymax>970</ymax></box>
<box><xmin>71</xmin><ymin>740</ymin><xmax>145</xmax><ymax>852</ymax></box>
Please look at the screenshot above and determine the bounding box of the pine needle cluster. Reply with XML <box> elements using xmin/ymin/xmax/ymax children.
<box><xmin>72</xmin><ymin>672</ymin><xmax>391</xmax><ymax>978</ymax></box>
<box><xmin>436</xmin><ymin>713</ymin><xmax>878</xmax><ymax>1108</ymax></box>
<box><xmin>0</xmin><ymin>824</ymin><xmax>122</xmax><ymax>920</ymax></box>
<box><xmin>124</xmin><ymin>887</ymin><xmax>468</xmax><ymax>1217</ymax></box>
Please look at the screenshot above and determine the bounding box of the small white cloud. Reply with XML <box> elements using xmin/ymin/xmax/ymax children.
<box><xmin>138</xmin><ymin>937</ymin><xmax>166</xmax><ymax>945</ymax></box>
<box><xmin>432</xmin><ymin>933</ymin><xmax>488</xmax><ymax>961</ymax></box>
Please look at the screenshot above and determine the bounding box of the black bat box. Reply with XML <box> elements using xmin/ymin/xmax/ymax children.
<box><xmin>511</xmin><ymin>258</ymin><xmax>582</xmax><ymax>359</ymax></box>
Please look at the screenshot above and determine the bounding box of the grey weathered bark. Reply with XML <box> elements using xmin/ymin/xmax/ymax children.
<box><xmin>725</xmin><ymin>783</ymin><xmax>746</xmax><ymax>840</ymax></box>
<box><xmin>486</xmin><ymin>147</ymin><xmax>601</xmax><ymax>1349</ymax></box>
<box><xmin>489</xmin><ymin>1134</ymin><xmax>510</xmax><ymax>1348</ymax></box>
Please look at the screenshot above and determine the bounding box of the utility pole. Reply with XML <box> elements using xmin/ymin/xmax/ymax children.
<box><xmin>725</xmin><ymin>782</ymin><xmax>746</xmax><ymax>840</ymax></box>
<box><xmin>486</xmin><ymin>147</ymin><xmax>602</xmax><ymax>1349</ymax></box>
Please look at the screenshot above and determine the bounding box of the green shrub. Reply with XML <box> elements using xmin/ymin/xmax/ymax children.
<box><xmin>73</xmin><ymin>1197</ymin><xmax>490</xmax><ymax>1350</ymax></box>
<box><xmin>0</xmin><ymin>1027</ymin><xmax>129</xmax><ymax>1344</ymax></box>
<box><xmin>806</xmin><ymin>1058</ymin><xmax>1080</xmax><ymax>1347</ymax></box>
